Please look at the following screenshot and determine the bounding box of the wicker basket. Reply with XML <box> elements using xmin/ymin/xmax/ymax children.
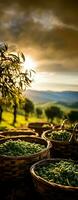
<box><xmin>0</xmin><ymin>136</ymin><xmax>51</xmax><ymax>182</ymax></box>
<box><xmin>70</xmin><ymin>123</ymin><xmax>78</xmax><ymax>141</ymax></box>
<box><xmin>0</xmin><ymin>135</ymin><xmax>5</xmax><ymax>139</ymax></box>
<box><xmin>28</xmin><ymin>122</ymin><xmax>52</xmax><ymax>137</ymax></box>
<box><xmin>42</xmin><ymin>122</ymin><xmax>78</xmax><ymax>159</ymax></box>
<box><xmin>42</xmin><ymin>128</ymin><xmax>73</xmax><ymax>158</ymax></box>
<box><xmin>60</xmin><ymin>119</ymin><xmax>74</xmax><ymax>132</ymax></box>
<box><xmin>30</xmin><ymin>158</ymin><xmax>78</xmax><ymax>200</ymax></box>
<box><xmin>68</xmin><ymin>123</ymin><xmax>78</xmax><ymax>159</ymax></box>
<box><xmin>0</xmin><ymin>129</ymin><xmax>38</xmax><ymax>138</ymax></box>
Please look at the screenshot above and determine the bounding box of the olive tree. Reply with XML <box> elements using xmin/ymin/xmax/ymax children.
<box><xmin>68</xmin><ymin>110</ymin><xmax>78</xmax><ymax>123</ymax></box>
<box><xmin>45</xmin><ymin>106</ymin><xmax>63</xmax><ymax>122</ymax></box>
<box><xmin>36</xmin><ymin>107</ymin><xmax>43</xmax><ymax>118</ymax></box>
<box><xmin>0</xmin><ymin>42</ymin><xmax>33</xmax><ymax>124</ymax></box>
<box><xmin>23</xmin><ymin>98</ymin><xmax>34</xmax><ymax>120</ymax></box>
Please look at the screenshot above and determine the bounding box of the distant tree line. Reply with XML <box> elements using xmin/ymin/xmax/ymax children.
<box><xmin>0</xmin><ymin>96</ymin><xmax>78</xmax><ymax>126</ymax></box>
<box><xmin>45</xmin><ymin>105</ymin><xmax>78</xmax><ymax>125</ymax></box>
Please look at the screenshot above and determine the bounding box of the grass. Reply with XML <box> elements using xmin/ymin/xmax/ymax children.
<box><xmin>37</xmin><ymin>101</ymin><xmax>78</xmax><ymax>114</ymax></box>
<box><xmin>0</xmin><ymin>111</ymin><xmax>26</xmax><ymax>130</ymax></box>
<box><xmin>0</xmin><ymin>111</ymin><xmax>47</xmax><ymax>131</ymax></box>
<box><xmin>0</xmin><ymin>100</ymin><xmax>77</xmax><ymax>131</ymax></box>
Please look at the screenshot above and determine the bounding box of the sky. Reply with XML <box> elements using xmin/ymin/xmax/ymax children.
<box><xmin>0</xmin><ymin>0</ymin><xmax>78</xmax><ymax>91</ymax></box>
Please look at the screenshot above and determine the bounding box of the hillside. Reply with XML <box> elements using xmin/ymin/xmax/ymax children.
<box><xmin>26</xmin><ymin>90</ymin><xmax>78</xmax><ymax>105</ymax></box>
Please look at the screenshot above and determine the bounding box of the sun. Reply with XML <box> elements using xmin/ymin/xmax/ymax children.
<box><xmin>23</xmin><ymin>55</ymin><xmax>36</xmax><ymax>71</ymax></box>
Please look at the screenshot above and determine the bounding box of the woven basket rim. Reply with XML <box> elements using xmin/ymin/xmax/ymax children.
<box><xmin>30</xmin><ymin>158</ymin><xmax>78</xmax><ymax>191</ymax></box>
<box><xmin>42</xmin><ymin>129</ymin><xmax>73</xmax><ymax>144</ymax></box>
<box><xmin>28</xmin><ymin>122</ymin><xmax>51</xmax><ymax>127</ymax></box>
<box><xmin>0</xmin><ymin>136</ymin><xmax>51</xmax><ymax>159</ymax></box>
<box><xmin>0</xmin><ymin>129</ymin><xmax>37</xmax><ymax>133</ymax></box>
<box><xmin>0</xmin><ymin>130</ymin><xmax>38</xmax><ymax>137</ymax></box>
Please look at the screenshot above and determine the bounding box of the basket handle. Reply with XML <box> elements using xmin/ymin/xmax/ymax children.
<box><xmin>71</xmin><ymin>122</ymin><xmax>78</xmax><ymax>142</ymax></box>
<box><xmin>60</xmin><ymin>119</ymin><xmax>71</xmax><ymax>130</ymax></box>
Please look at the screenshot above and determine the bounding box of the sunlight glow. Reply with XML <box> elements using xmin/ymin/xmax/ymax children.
<box><xmin>23</xmin><ymin>55</ymin><xmax>37</xmax><ymax>71</ymax></box>
<box><xmin>31</xmin><ymin>72</ymin><xmax>78</xmax><ymax>91</ymax></box>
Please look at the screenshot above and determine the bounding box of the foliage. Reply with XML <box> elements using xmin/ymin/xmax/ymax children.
<box><xmin>38</xmin><ymin>101</ymin><xmax>78</xmax><ymax>115</ymax></box>
<box><xmin>45</xmin><ymin>106</ymin><xmax>63</xmax><ymax>122</ymax></box>
<box><xmin>0</xmin><ymin>42</ymin><xmax>32</xmax><ymax>100</ymax></box>
<box><xmin>23</xmin><ymin>98</ymin><xmax>34</xmax><ymax>120</ymax></box>
<box><xmin>0</xmin><ymin>42</ymin><xmax>34</xmax><ymax>123</ymax></box>
<box><xmin>68</xmin><ymin>110</ymin><xmax>78</xmax><ymax>122</ymax></box>
<box><xmin>36</xmin><ymin>107</ymin><xmax>43</xmax><ymax>118</ymax></box>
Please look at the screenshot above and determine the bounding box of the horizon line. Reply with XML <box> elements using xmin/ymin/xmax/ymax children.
<box><xmin>27</xmin><ymin>88</ymin><xmax>78</xmax><ymax>92</ymax></box>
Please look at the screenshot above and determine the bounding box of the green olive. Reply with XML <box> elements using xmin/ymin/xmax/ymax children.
<box><xmin>0</xmin><ymin>139</ymin><xmax>45</xmax><ymax>156</ymax></box>
<box><xmin>36</xmin><ymin>161</ymin><xmax>78</xmax><ymax>187</ymax></box>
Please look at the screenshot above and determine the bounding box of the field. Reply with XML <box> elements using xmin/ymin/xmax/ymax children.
<box><xmin>0</xmin><ymin>111</ymin><xmax>47</xmax><ymax>131</ymax></box>
<box><xmin>0</xmin><ymin>100</ymin><xmax>78</xmax><ymax>131</ymax></box>
<box><xmin>37</xmin><ymin>101</ymin><xmax>78</xmax><ymax>113</ymax></box>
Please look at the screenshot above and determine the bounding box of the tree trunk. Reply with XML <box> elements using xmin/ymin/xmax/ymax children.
<box><xmin>0</xmin><ymin>105</ymin><xmax>3</xmax><ymax>123</ymax></box>
<box><xmin>25</xmin><ymin>112</ymin><xmax>28</xmax><ymax>121</ymax></box>
<box><xmin>13</xmin><ymin>102</ymin><xmax>17</xmax><ymax>125</ymax></box>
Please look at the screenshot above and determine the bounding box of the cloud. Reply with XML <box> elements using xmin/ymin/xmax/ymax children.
<box><xmin>1</xmin><ymin>0</ymin><xmax>78</xmax><ymax>24</ymax></box>
<box><xmin>36</xmin><ymin>58</ymin><xmax>78</xmax><ymax>73</ymax></box>
<box><xmin>0</xmin><ymin>0</ymin><xmax>78</xmax><ymax>74</ymax></box>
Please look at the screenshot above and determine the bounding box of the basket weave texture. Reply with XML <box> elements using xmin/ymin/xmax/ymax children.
<box><xmin>28</xmin><ymin>122</ymin><xmax>52</xmax><ymax>137</ymax></box>
<box><xmin>30</xmin><ymin>158</ymin><xmax>78</xmax><ymax>200</ymax></box>
<box><xmin>0</xmin><ymin>129</ymin><xmax>38</xmax><ymax>138</ymax></box>
<box><xmin>0</xmin><ymin>136</ymin><xmax>51</xmax><ymax>181</ymax></box>
<box><xmin>42</xmin><ymin>122</ymin><xmax>78</xmax><ymax>159</ymax></box>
